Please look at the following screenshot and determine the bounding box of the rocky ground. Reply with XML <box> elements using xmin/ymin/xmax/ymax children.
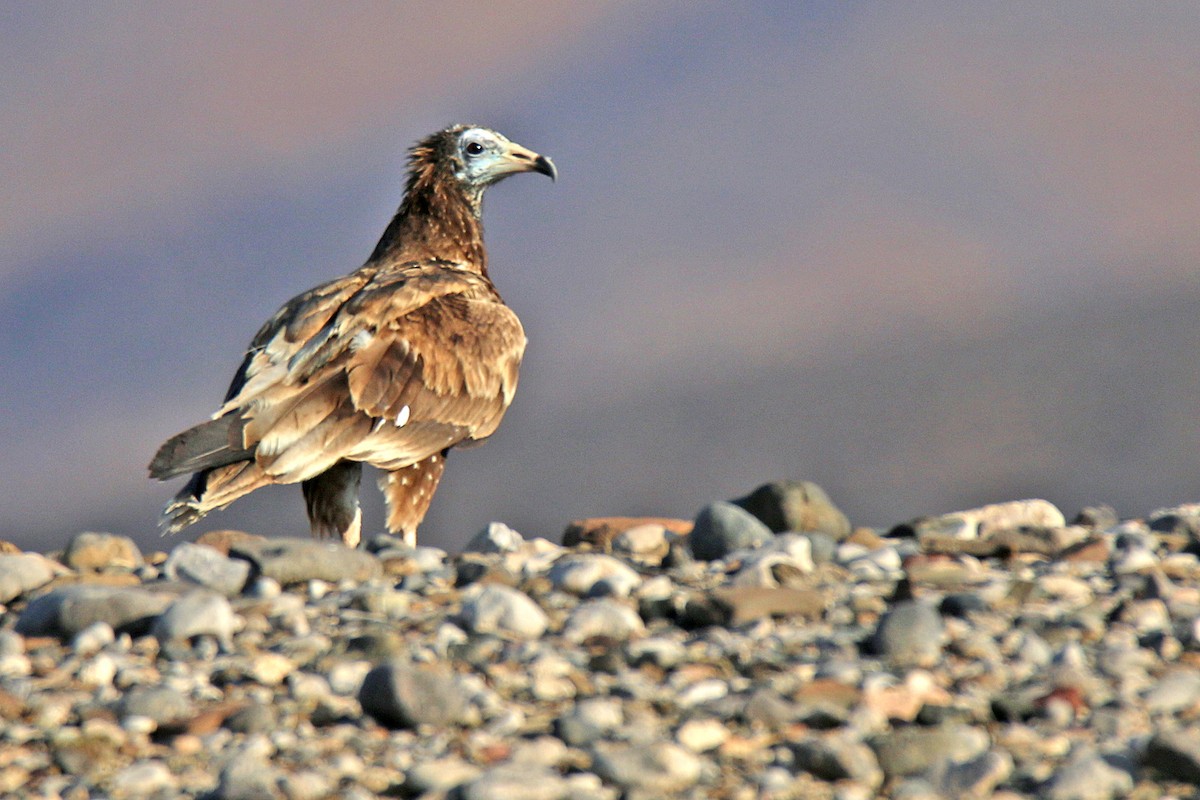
<box><xmin>2</xmin><ymin>480</ymin><xmax>1200</xmax><ymax>799</ymax></box>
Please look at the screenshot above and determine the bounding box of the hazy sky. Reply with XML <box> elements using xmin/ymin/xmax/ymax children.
<box><xmin>4</xmin><ymin>2</ymin><xmax>1200</xmax><ymax>551</ymax></box>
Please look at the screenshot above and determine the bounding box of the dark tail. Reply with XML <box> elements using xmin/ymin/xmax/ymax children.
<box><xmin>149</xmin><ymin>414</ymin><xmax>251</xmax><ymax>480</ymax></box>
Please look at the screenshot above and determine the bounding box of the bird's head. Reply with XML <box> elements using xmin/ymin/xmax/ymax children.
<box><xmin>411</xmin><ymin>125</ymin><xmax>556</xmax><ymax>197</ymax></box>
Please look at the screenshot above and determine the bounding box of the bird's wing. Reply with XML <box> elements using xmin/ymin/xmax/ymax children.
<box><xmin>218</xmin><ymin>262</ymin><xmax>525</xmax><ymax>482</ymax></box>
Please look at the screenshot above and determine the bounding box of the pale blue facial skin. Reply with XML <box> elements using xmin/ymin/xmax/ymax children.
<box><xmin>454</xmin><ymin>127</ymin><xmax>557</xmax><ymax>188</ymax></box>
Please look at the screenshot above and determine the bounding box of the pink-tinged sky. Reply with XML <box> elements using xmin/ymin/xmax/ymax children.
<box><xmin>4</xmin><ymin>2</ymin><xmax>1200</xmax><ymax>551</ymax></box>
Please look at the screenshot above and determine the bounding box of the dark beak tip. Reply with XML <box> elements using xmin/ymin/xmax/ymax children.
<box><xmin>535</xmin><ymin>155</ymin><xmax>557</xmax><ymax>182</ymax></box>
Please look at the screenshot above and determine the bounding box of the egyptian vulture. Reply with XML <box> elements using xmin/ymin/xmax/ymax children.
<box><xmin>149</xmin><ymin>125</ymin><xmax>555</xmax><ymax>547</ymax></box>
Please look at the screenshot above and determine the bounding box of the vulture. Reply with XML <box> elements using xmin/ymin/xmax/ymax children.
<box><xmin>149</xmin><ymin>125</ymin><xmax>556</xmax><ymax>547</ymax></box>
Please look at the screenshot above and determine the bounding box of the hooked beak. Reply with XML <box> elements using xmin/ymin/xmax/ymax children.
<box><xmin>501</xmin><ymin>141</ymin><xmax>557</xmax><ymax>182</ymax></box>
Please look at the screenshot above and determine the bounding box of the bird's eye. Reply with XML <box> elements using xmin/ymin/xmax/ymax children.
<box><xmin>465</xmin><ymin>141</ymin><xmax>485</xmax><ymax>156</ymax></box>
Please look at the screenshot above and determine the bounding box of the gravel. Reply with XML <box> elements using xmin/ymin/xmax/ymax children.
<box><xmin>3</xmin><ymin>489</ymin><xmax>1200</xmax><ymax>798</ymax></box>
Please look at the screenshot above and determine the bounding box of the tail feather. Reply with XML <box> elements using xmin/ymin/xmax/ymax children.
<box><xmin>160</xmin><ymin>459</ymin><xmax>271</xmax><ymax>535</ymax></box>
<box><xmin>149</xmin><ymin>415</ymin><xmax>250</xmax><ymax>480</ymax></box>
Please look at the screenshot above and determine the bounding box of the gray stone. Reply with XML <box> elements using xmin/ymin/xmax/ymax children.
<box><xmin>405</xmin><ymin>757</ymin><xmax>482</xmax><ymax>794</ymax></box>
<box><xmin>562</xmin><ymin>598</ymin><xmax>645</xmax><ymax>642</ymax></box>
<box><xmin>689</xmin><ymin>501</ymin><xmax>774</xmax><ymax>561</ymax></box>
<box><xmin>226</xmin><ymin>702</ymin><xmax>277</xmax><ymax>734</ymax></box>
<box><xmin>1143</xmin><ymin>729</ymin><xmax>1200</xmax><ymax>784</ymax></box>
<box><xmin>462</xmin><ymin>764</ymin><xmax>570</xmax><ymax>800</ymax></box>
<box><xmin>801</xmin><ymin>532</ymin><xmax>838</xmax><ymax>564</ymax></box>
<box><xmin>926</xmin><ymin>750</ymin><xmax>1013</xmax><ymax>798</ymax></box>
<box><xmin>704</xmin><ymin>586</ymin><xmax>826</xmax><ymax>625</ymax></box>
<box><xmin>626</xmin><ymin>636</ymin><xmax>687</xmax><ymax>669</ymax></box>
<box><xmin>151</xmin><ymin>590</ymin><xmax>237</xmax><ymax>651</ymax></box>
<box><xmin>119</xmin><ymin>685</ymin><xmax>195</xmax><ymax>728</ymax></box>
<box><xmin>732</xmin><ymin>480</ymin><xmax>852</xmax><ymax>539</ymax></box>
<box><xmin>591</xmin><ymin>741</ymin><xmax>702</xmax><ymax>793</ymax></box>
<box><xmin>557</xmin><ymin>697</ymin><xmax>624</xmax><ymax>746</ymax></box>
<box><xmin>213</xmin><ymin>740</ymin><xmax>282</xmax><ymax>800</ymax></box>
<box><xmin>108</xmin><ymin>760</ymin><xmax>178</xmax><ymax>798</ymax></box>
<box><xmin>548</xmin><ymin>554</ymin><xmax>641</xmax><ymax>597</ymax></box>
<box><xmin>743</xmin><ymin>688</ymin><xmax>804</xmax><ymax>729</ymax></box>
<box><xmin>463</xmin><ymin>521</ymin><xmax>525</xmax><ymax>553</ymax></box>
<box><xmin>62</xmin><ymin>531</ymin><xmax>143</xmax><ymax>571</ymax></box>
<box><xmin>1144</xmin><ymin>668</ymin><xmax>1200</xmax><ymax>715</ymax></box>
<box><xmin>792</xmin><ymin>734</ymin><xmax>883</xmax><ymax>788</ymax></box>
<box><xmin>730</xmin><ymin>544</ymin><xmax>813</xmax><ymax>588</ymax></box>
<box><xmin>161</xmin><ymin>542</ymin><xmax>252</xmax><ymax>596</ymax></box>
<box><xmin>70</xmin><ymin>621</ymin><xmax>116</xmax><ymax>656</ymax></box>
<box><xmin>16</xmin><ymin>584</ymin><xmax>173</xmax><ymax>638</ymax></box>
<box><xmin>870</xmin><ymin>725</ymin><xmax>988</xmax><ymax>778</ymax></box>
<box><xmin>0</xmin><ymin>553</ymin><xmax>62</xmax><ymax>602</ymax></box>
<box><xmin>459</xmin><ymin>583</ymin><xmax>548</xmax><ymax>639</ymax></box>
<box><xmin>872</xmin><ymin>601</ymin><xmax>945</xmax><ymax>666</ymax></box>
<box><xmin>229</xmin><ymin>537</ymin><xmax>381</xmax><ymax>585</ymax></box>
<box><xmin>1043</xmin><ymin>750</ymin><xmax>1134</xmax><ymax>800</ymax></box>
<box><xmin>612</xmin><ymin>524</ymin><xmax>670</xmax><ymax>562</ymax></box>
<box><xmin>358</xmin><ymin>661</ymin><xmax>469</xmax><ymax>728</ymax></box>
<box><xmin>900</xmin><ymin>498</ymin><xmax>1065</xmax><ymax>540</ymax></box>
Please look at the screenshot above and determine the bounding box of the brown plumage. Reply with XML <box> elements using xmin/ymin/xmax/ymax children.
<box><xmin>149</xmin><ymin>125</ymin><xmax>555</xmax><ymax>547</ymax></box>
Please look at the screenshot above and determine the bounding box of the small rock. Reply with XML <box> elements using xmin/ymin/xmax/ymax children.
<box><xmin>405</xmin><ymin>757</ymin><xmax>482</xmax><ymax>794</ymax></box>
<box><xmin>612</xmin><ymin>524</ymin><xmax>670</xmax><ymax>563</ymax></box>
<box><xmin>548</xmin><ymin>554</ymin><xmax>641</xmax><ymax>597</ymax></box>
<box><xmin>926</xmin><ymin>750</ymin><xmax>1013</xmax><ymax>798</ymax></box>
<box><xmin>71</xmin><ymin>621</ymin><xmax>116</xmax><ymax>656</ymax></box>
<box><xmin>1144</xmin><ymin>668</ymin><xmax>1200</xmax><ymax>715</ymax></box>
<box><xmin>870</xmin><ymin>725</ymin><xmax>988</xmax><ymax>778</ymax></box>
<box><xmin>0</xmin><ymin>553</ymin><xmax>63</xmax><ymax>602</ymax></box>
<box><xmin>119</xmin><ymin>685</ymin><xmax>195</xmax><ymax>729</ymax></box>
<box><xmin>627</xmin><ymin>636</ymin><xmax>687</xmax><ymax>669</ymax></box>
<box><xmin>193</xmin><ymin>529</ymin><xmax>267</xmax><ymax>555</ymax></box>
<box><xmin>1074</xmin><ymin>504</ymin><xmax>1119</xmax><ymax>530</ymax></box>
<box><xmin>556</xmin><ymin>697</ymin><xmax>624</xmax><ymax>746</ymax></box>
<box><xmin>562</xmin><ymin>517</ymin><xmax>692</xmax><ymax>549</ymax></box>
<box><xmin>899</xmin><ymin>498</ymin><xmax>1065</xmax><ymax>540</ymax></box>
<box><xmin>462</xmin><ymin>764</ymin><xmax>570</xmax><ymax>800</ymax></box>
<box><xmin>229</xmin><ymin>537</ymin><xmax>381</xmax><ymax>585</ymax></box>
<box><xmin>732</xmin><ymin>480</ymin><xmax>852</xmax><ymax>539</ymax></box>
<box><xmin>871</xmin><ymin>601</ymin><xmax>945</xmax><ymax>666</ymax></box>
<box><xmin>731</xmin><ymin>545</ymin><xmax>813</xmax><ymax>588</ymax></box>
<box><xmin>161</xmin><ymin>542</ymin><xmax>251</xmax><ymax>596</ymax></box>
<box><xmin>563</xmin><ymin>598</ymin><xmax>645</xmax><ymax>642</ymax></box>
<box><xmin>459</xmin><ymin>584</ymin><xmax>548</xmax><ymax>640</ymax></box>
<box><xmin>0</xmin><ymin>639</ymin><xmax>34</xmax><ymax>680</ymax></box>
<box><xmin>213</xmin><ymin>739</ymin><xmax>282</xmax><ymax>800</ymax></box>
<box><xmin>1143</xmin><ymin>728</ymin><xmax>1200</xmax><ymax>784</ymax></box>
<box><xmin>16</xmin><ymin>584</ymin><xmax>173</xmax><ymax>638</ymax></box>
<box><xmin>1042</xmin><ymin>750</ymin><xmax>1134</xmax><ymax>800</ymax></box>
<box><xmin>689</xmin><ymin>501</ymin><xmax>774</xmax><ymax>560</ymax></box>
<box><xmin>151</xmin><ymin>590</ymin><xmax>237</xmax><ymax>652</ymax></box>
<box><xmin>225</xmin><ymin>702</ymin><xmax>277</xmax><ymax>734</ymax></box>
<box><xmin>463</xmin><ymin>521</ymin><xmax>526</xmax><ymax>553</ymax></box>
<box><xmin>62</xmin><ymin>531</ymin><xmax>143</xmax><ymax>571</ymax></box>
<box><xmin>108</xmin><ymin>760</ymin><xmax>177</xmax><ymax>799</ymax></box>
<box><xmin>358</xmin><ymin>661</ymin><xmax>470</xmax><ymax>728</ymax></box>
<box><xmin>704</xmin><ymin>586</ymin><xmax>825</xmax><ymax>625</ymax></box>
<box><xmin>676</xmin><ymin>718</ymin><xmax>730</xmax><ymax>752</ymax></box>
<box><xmin>78</xmin><ymin>652</ymin><xmax>117</xmax><ymax>687</ymax></box>
<box><xmin>592</xmin><ymin>741</ymin><xmax>702</xmax><ymax>793</ymax></box>
<box><xmin>792</xmin><ymin>734</ymin><xmax>884</xmax><ymax>789</ymax></box>
<box><xmin>676</xmin><ymin>678</ymin><xmax>728</xmax><ymax>708</ymax></box>
<box><xmin>744</xmin><ymin>688</ymin><xmax>805</xmax><ymax>729</ymax></box>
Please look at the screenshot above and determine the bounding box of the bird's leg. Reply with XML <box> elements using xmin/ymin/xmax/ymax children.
<box><xmin>379</xmin><ymin>451</ymin><xmax>448</xmax><ymax>547</ymax></box>
<box><xmin>302</xmin><ymin>460</ymin><xmax>364</xmax><ymax>548</ymax></box>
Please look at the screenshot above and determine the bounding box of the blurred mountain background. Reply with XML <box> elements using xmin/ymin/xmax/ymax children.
<box><xmin>4</xmin><ymin>2</ymin><xmax>1200</xmax><ymax>552</ymax></box>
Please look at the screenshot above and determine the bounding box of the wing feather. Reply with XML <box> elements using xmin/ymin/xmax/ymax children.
<box><xmin>215</xmin><ymin>261</ymin><xmax>525</xmax><ymax>478</ymax></box>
